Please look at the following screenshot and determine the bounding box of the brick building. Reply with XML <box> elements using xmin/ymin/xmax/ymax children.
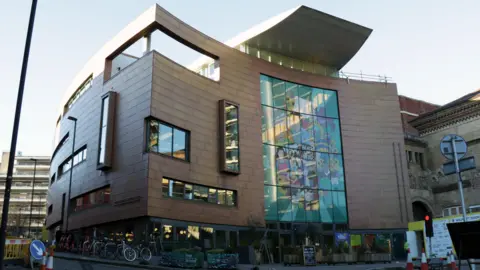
<box><xmin>46</xmin><ymin>4</ymin><xmax>411</xmax><ymax>261</ymax></box>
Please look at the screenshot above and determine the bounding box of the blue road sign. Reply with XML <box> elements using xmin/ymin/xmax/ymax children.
<box><xmin>30</xmin><ymin>240</ymin><xmax>45</xmax><ymax>260</ymax></box>
<box><xmin>443</xmin><ymin>156</ymin><xmax>476</xmax><ymax>176</ymax></box>
<box><xmin>440</xmin><ymin>134</ymin><xmax>467</xmax><ymax>160</ymax></box>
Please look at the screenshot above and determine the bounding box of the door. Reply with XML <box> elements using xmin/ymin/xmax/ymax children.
<box><xmin>392</xmin><ymin>233</ymin><xmax>407</xmax><ymax>260</ymax></box>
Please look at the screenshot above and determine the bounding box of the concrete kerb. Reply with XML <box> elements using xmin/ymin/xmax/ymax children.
<box><xmin>366</xmin><ymin>267</ymin><xmax>405</xmax><ymax>270</ymax></box>
<box><xmin>54</xmin><ymin>253</ymin><xmax>190</xmax><ymax>270</ymax></box>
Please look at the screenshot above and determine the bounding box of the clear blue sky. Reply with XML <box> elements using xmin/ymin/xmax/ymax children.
<box><xmin>2</xmin><ymin>0</ymin><xmax>480</xmax><ymax>156</ymax></box>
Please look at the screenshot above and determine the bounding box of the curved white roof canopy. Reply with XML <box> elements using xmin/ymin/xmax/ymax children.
<box><xmin>189</xmin><ymin>5</ymin><xmax>372</xmax><ymax>71</ymax></box>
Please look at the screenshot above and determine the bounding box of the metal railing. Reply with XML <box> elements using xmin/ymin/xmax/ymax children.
<box><xmin>339</xmin><ymin>71</ymin><xmax>393</xmax><ymax>84</ymax></box>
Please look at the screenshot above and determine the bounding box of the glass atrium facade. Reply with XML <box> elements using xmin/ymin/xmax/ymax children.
<box><xmin>261</xmin><ymin>74</ymin><xmax>347</xmax><ymax>224</ymax></box>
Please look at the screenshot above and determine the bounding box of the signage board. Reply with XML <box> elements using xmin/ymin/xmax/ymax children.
<box><xmin>440</xmin><ymin>135</ymin><xmax>467</xmax><ymax>160</ymax></box>
<box><xmin>443</xmin><ymin>156</ymin><xmax>476</xmax><ymax>176</ymax></box>
<box><xmin>302</xmin><ymin>245</ymin><xmax>316</xmax><ymax>266</ymax></box>
<box><xmin>29</xmin><ymin>240</ymin><xmax>45</xmax><ymax>260</ymax></box>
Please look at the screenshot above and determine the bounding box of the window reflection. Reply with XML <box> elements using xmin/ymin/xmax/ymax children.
<box><xmin>147</xmin><ymin>119</ymin><xmax>189</xmax><ymax>161</ymax></box>
<box><xmin>162</xmin><ymin>178</ymin><xmax>237</xmax><ymax>206</ymax></box>
<box><xmin>260</xmin><ymin>75</ymin><xmax>346</xmax><ymax>224</ymax></box>
<box><xmin>222</xmin><ymin>101</ymin><xmax>240</xmax><ymax>173</ymax></box>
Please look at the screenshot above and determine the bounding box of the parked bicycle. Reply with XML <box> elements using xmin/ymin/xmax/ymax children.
<box><xmin>133</xmin><ymin>242</ymin><xmax>152</xmax><ymax>261</ymax></box>
<box><xmin>115</xmin><ymin>239</ymin><xmax>137</xmax><ymax>262</ymax></box>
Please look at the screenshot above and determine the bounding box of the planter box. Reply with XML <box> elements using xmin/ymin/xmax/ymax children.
<box><xmin>158</xmin><ymin>251</ymin><xmax>204</xmax><ymax>268</ymax></box>
<box><xmin>344</xmin><ymin>252</ymin><xmax>358</xmax><ymax>263</ymax></box>
<box><xmin>371</xmin><ymin>253</ymin><xmax>391</xmax><ymax>262</ymax></box>
<box><xmin>283</xmin><ymin>254</ymin><xmax>300</xmax><ymax>265</ymax></box>
<box><xmin>333</xmin><ymin>253</ymin><xmax>344</xmax><ymax>262</ymax></box>
<box><xmin>207</xmin><ymin>253</ymin><xmax>238</xmax><ymax>269</ymax></box>
<box><xmin>315</xmin><ymin>251</ymin><xmax>323</xmax><ymax>263</ymax></box>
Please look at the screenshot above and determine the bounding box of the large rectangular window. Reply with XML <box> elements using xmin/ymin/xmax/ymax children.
<box><xmin>162</xmin><ymin>177</ymin><xmax>237</xmax><ymax>207</ymax></box>
<box><xmin>219</xmin><ymin>100</ymin><xmax>240</xmax><ymax>174</ymax></box>
<box><xmin>260</xmin><ymin>74</ymin><xmax>346</xmax><ymax>224</ymax></box>
<box><xmin>72</xmin><ymin>186</ymin><xmax>111</xmax><ymax>212</ymax></box>
<box><xmin>97</xmin><ymin>92</ymin><xmax>116</xmax><ymax>170</ymax></box>
<box><xmin>147</xmin><ymin>118</ymin><xmax>189</xmax><ymax>161</ymax></box>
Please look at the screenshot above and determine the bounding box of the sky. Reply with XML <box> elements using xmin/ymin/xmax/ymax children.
<box><xmin>2</xmin><ymin>0</ymin><xmax>480</xmax><ymax>156</ymax></box>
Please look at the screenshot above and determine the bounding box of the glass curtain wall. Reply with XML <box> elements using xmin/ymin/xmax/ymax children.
<box><xmin>261</xmin><ymin>74</ymin><xmax>347</xmax><ymax>224</ymax></box>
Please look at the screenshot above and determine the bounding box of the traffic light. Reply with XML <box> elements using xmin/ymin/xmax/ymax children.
<box><xmin>425</xmin><ymin>214</ymin><xmax>434</xmax><ymax>237</ymax></box>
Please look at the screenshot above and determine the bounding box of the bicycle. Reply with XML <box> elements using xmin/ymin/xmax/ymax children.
<box><xmin>115</xmin><ymin>239</ymin><xmax>136</xmax><ymax>262</ymax></box>
<box><xmin>82</xmin><ymin>237</ymin><xmax>103</xmax><ymax>256</ymax></box>
<box><xmin>133</xmin><ymin>242</ymin><xmax>152</xmax><ymax>261</ymax></box>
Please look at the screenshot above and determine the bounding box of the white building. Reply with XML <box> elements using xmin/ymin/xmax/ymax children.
<box><xmin>0</xmin><ymin>151</ymin><xmax>49</xmax><ymax>238</ymax></box>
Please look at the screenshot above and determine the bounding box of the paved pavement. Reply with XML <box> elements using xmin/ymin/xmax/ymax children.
<box><xmin>12</xmin><ymin>253</ymin><xmax>473</xmax><ymax>270</ymax></box>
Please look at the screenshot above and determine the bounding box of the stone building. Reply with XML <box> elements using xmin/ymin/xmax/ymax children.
<box><xmin>400</xmin><ymin>91</ymin><xmax>480</xmax><ymax>221</ymax></box>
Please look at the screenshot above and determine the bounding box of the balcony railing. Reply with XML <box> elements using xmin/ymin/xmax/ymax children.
<box><xmin>339</xmin><ymin>71</ymin><xmax>393</xmax><ymax>84</ymax></box>
<box><xmin>0</xmin><ymin>198</ymin><xmax>46</xmax><ymax>203</ymax></box>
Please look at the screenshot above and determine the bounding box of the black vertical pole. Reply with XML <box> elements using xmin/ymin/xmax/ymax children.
<box><xmin>28</xmin><ymin>159</ymin><xmax>37</xmax><ymax>238</ymax></box>
<box><xmin>0</xmin><ymin>0</ymin><xmax>38</xmax><ymax>265</ymax></box>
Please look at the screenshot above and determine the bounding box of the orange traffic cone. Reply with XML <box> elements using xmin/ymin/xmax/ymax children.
<box><xmin>46</xmin><ymin>249</ymin><xmax>54</xmax><ymax>270</ymax></box>
<box><xmin>450</xmin><ymin>252</ymin><xmax>457</xmax><ymax>270</ymax></box>
<box><xmin>406</xmin><ymin>248</ymin><xmax>414</xmax><ymax>270</ymax></box>
<box><xmin>420</xmin><ymin>249</ymin><xmax>428</xmax><ymax>270</ymax></box>
<box><xmin>39</xmin><ymin>251</ymin><xmax>47</xmax><ymax>270</ymax></box>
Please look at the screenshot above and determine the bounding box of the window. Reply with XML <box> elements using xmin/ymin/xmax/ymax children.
<box><xmin>58</xmin><ymin>146</ymin><xmax>87</xmax><ymax>177</ymax></box>
<box><xmin>48</xmin><ymin>205</ymin><xmax>52</xmax><ymax>215</ymax></box>
<box><xmin>65</xmin><ymin>75</ymin><xmax>93</xmax><ymax>111</ymax></box>
<box><xmin>50</xmin><ymin>173</ymin><xmax>56</xmax><ymax>185</ymax></box>
<box><xmin>72</xmin><ymin>187</ymin><xmax>111</xmax><ymax>212</ymax></box>
<box><xmin>97</xmin><ymin>92</ymin><xmax>116</xmax><ymax>170</ymax></box>
<box><xmin>219</xmin><ymin>100</ymin><xmax>240</xmax><ymax>174</ymax></box>
<box><xmin>469</xmin><ymin>205</ymin><xmax>480</xmax><ymax>213</ymax></box>
<box><xmin>147</xmin><ymin>119</ymin><xmax>189</xmax><ymax>161</ymax></box>
<box><xmin>162</xmin><ymin>178</ymin><xmax>236</xmax><ymax>206</ymax></box>
<box><xmin>443</xmin><ymin>206</ymin><xmax>463</xmax><ymax>217</ymax></box>
<box><xmin>260</xmin><ymin>75</ymin><xmax>345</xmax><ymax>223</ymax></box>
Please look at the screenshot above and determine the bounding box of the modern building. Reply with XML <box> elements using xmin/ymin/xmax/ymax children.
<box><xmin>46</xmin><ymin>4</ymin><xmax>412</xmax><ymax>260</ymax></box>
<box><xmin>401</xmin><ymin>91</ymin><xmax>480</xmax><ymax>221</ymax></box>
<box><xmin>0</xmin><ymin>151</ymin><xmax>50</xmax><ymax>238</ymax></box>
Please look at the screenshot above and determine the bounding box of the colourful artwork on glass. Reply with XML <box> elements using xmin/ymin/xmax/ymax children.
<box><xmin>298</xmin><ymin>85</ymin><xmax>312</xmax><ymax>114</ymax></box>
<box><xmin>264</xmin><ymin>185</ymin><xmax>278</xmax><ymax>221</ymax></box>
<box><xmin>260</xmin><ymin>75</ymin><xmax>273</xmax><ymax>106</ymax></box>
<box><xmin>329</xmin><ymin>154</ymin><xmax>345</xmax><ymax>191</ymax></box>
<box><xmin>285</xmin><ymin>82</ymin><xmax>299</xmax><ymax>112</ymax></box>
<box><xmin>314</xmin><ymin>116</ymin><xmax>329</xmax><ymax>152</ymax></box>
<box><xmin>305</xmin><ymin>189</ymin><xmax>320</xmax><ymax>222</ymax></box>
<box><xmin>263</xmin><ymin>145</ymin><xmax>276</xmax><ymax>185</ymax></box>
<box><xmin>302</xmin><ymin>150</ymin><xmax>316</xmax><ymax>188</ymax></box>
<box><xmin>260</xmin><ymin>74</ymin><xmax>345</xmax><ymax>224</ymax></box>
<box><xmin>262</xmin><ymin>106</ymin><xmax>274</xmax><ymax>144</ymax></box>
<box><xmin>276</xmin><ymin>147</ymin><xmax>290</xmax><ymax>186</ymax></box>
<box><xmin>332</xmin><ymin>191</ymin><xmax>348</xmax><ymax>223</ymax></box>
<box><xmin>316</xmin><ymin>152</ymin><xmax>331</xmax><ymax>190</ymax></box>
<box><xmin>277</xmin><ymin>186</ymin><xmax>292</xmax><ymax>222</ymax></box>
<box><xmin>287</xmin><ymin>113</ymin><xmax>302</xmax><ymax>145</ymax></box>
<box><xmin>272</xmin><ymin>79</ymin><xmax>286</xmax><ymax>109</ymax></box>
<box><xmin>300</xmin><ymin>114</ymin><xmax>314</xmax><ymax>151</ymax></box>
<box><xmin>311</xmin><ymin>88</ymin><xmax>325</xmax><ymax>116</ymax></box>
<box><xmin>291</xmin><ymin>188</ymin><xmax>306</xmax><ymax>222</ymax></box>
<box><xmin>289</xmin><ymin>156</ymin><xmax>304</xmax><ymax>188</ymax></box>
<box><xmin>148</xmin><ymin>120</ymin><xmax>159</xmax><ymax>152</ymax></box>
<box><xmin>319</xmin><ymin>190</ymin><xmax>333</xmax><ymax>223</ymax></box>
<box><xmin>327</xmin><ymin>119</ymin><xmax>342</xmax><ymax>154</ymax></box>
<box><xmin>324</xmin><ymin>90</ymin><xmax>339</xmax><ymax>118</ymax></box>
<box><xmin>274</xmin><ymin>108</ymin><xmax>288</xmax><ymax>146</ymax></box>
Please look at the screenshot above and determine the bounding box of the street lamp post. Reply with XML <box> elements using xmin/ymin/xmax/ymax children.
<box><xmin>0</xmin><ymin>0</ymin><xmax>39</xmax><ymax>264</ymax></box>
<box><xmin>65</xmin><ymin>116</ymin><xmax>77</xmax><ymax>232</ymax></box>
<box><xmin>27</xmin><ymin>158</ymin><xmax>37</xmax><ymax>238</ymax></box>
